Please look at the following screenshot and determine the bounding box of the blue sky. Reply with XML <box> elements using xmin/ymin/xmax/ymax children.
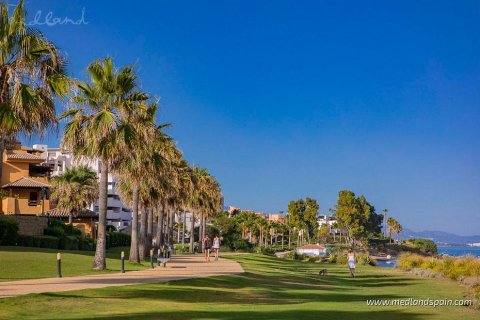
<box><xmin>20</xmin><ymin>1</ymin><xmax>479</xmax><ymax>235</ymax></box>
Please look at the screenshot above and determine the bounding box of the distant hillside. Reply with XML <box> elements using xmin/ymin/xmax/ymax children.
<box><xmin>399</xmin><ymin>228</ymin><xmax>480</xmax><ymax>245</ymax></box>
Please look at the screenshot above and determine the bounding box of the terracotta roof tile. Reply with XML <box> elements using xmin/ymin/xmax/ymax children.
<box><xmin>2</xmin><ymin>177</ymin><xmax>50</xmax><ymax>188</ymax></box>
<box><xmin>7</xmin><ymin>153</ymin><xmax>44</xmax><ymax>161</ymax></box>
<box><xmin>47</xmin><ymin>208</ymin><xmax>98</xmax><ymax>219</ymax></box>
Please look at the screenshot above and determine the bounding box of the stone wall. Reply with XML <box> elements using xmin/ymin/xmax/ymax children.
<box><xmin>1</xmin><ymin>214</ymin><xmax>48</xmax><ymax>236</ymax></box>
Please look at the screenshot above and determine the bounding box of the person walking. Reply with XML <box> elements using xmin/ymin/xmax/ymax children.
<box><xmin>202</xmin><ymin>235</ymin><xmax>212</xmax><ymax>261</ymax></box>
<box><xmin>347</xmin><ymin>249</ymin><xmax>356</xmax><ymax>277</ymax></box>
<box><xmin>213</xmin><ymin>235</ymin><xmax>221</xmax><ymax>261</ymax></box>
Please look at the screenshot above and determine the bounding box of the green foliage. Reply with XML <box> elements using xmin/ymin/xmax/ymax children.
<box><xmin>334</xmin><ymin>190</ymin><xmax>384</xmax><ymax>245</ymax></box>
<box><xmin>105</xmin><ymin>232</ymin><xmax>131</xmax><ymax>248</ymax></box>
<box><xmin>174</xmin><ymin>244</ymin><xmax>190</xmax><ymax>254</ymax></box>
<box><xmin>18</xmin><ymin>235</ymin><xmax>60</xmax><ymax>249</ymax></box>
<box><xmin>287</xmin><ymin>197</ymin><xmax>319</xmax><ymax>240</ymax></box>
<box><xmin>398</xmin><ymin>253</ymin><xmax>480</xmax><ymax>280</ymax></box>
<box><xmin>405</xmin><ymin>238</ymin><xmax>437</xmax><ymax>254</ymax></box>
<box><xmin>0</xmin><ymin>218</ymin><xmax>19</xmax><ymax>245</ymax></box>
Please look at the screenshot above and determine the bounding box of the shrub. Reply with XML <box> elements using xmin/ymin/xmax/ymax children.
<box><xmin>357</xmin><ymin>253</ymin><xmax>377</xmax><ymax>266</ymax></box>
<box><xmin>174</xmin><ymin>244</ymin><xmax>190</xmax><ymax>254</ymax></box>
<box><xmin>0</xmin><ymin>217</ymin><xmax>19</xmax><ymax>245</ymax></box>
<box><xmin>228</xmin><ymin>234</ymin><xmax>253</xmax><ymax>252</ymax></box>
<box><xmin>18</xmin><ymin>235</ymin><xmax>59</xmax><ymax>249</ymax></box>
<box><xmin>78</xmin><ymin>236</ymin><xmax>94</xmax><ymax>251</ymax></box>
<box><xmin>405</xmin><ymin>238</ymin><xmax>438</xmax><ymax>254</ymax></box>
<box><xmin>397</xmin><ymin>253</ymin><xmax>480</xmax><ymax>280</ymax></box>
<box><xmin>106</xmin><ymin>231</ymin><xmax>130</xmax><ymax>248</ymax></box>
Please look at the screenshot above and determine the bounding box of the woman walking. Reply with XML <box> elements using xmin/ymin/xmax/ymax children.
<box><xmin>213</xmin><ymin>235</ymin><xmax>221</xmax><ymax>261</ymax></box>
<box><xmin>202</xmin><ymin>235</ymin><xmax>212</xmax><ymax>261</ymax></box>
<box><xmin>347</xmin><ymin>249</ymin><xmax>356</xmax><ymax>277</ymax></box>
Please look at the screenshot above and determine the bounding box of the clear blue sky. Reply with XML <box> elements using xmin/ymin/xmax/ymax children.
<box><xmin>21</xmin><ymin>1</ymin><xmax>479</xmax><ymax>235</ymax></box>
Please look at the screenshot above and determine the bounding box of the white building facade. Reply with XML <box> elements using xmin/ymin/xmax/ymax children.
<box><xmin>34</xmin><ymin>144</ymin><xmax>132</xmax><ymax>231</ymax></box>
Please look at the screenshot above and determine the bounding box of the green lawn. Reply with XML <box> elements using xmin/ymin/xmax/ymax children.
<box><xmin>0</xmin><ymin>253</ymin><xmax>478</xmax><ymax>319</ymax></box>
<box><xmin>0</xmin><ymin>246</ymin><xmax>149</xmax><ymax>281</ymax></box>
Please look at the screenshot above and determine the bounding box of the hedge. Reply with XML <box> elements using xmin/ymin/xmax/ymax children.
<box><xmin>0</xmin><ymin>217</ymin><xmax>19</xmax><ymax>245</ymax></box>
<box><xmin>18</xmin><ymin>235</ymin><xmax>59</xmax><ymax>249</ymax></box>
<box><xmin>106</xmin><ymin>231</ymin><xmax>131</xmax><ymax>248</ymax></box>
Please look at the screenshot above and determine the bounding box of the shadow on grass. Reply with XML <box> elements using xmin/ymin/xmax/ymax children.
<box><xmin>61</xmin><ymin>309</ymin><xmax>430</xmax><ymax>320</ymax></box>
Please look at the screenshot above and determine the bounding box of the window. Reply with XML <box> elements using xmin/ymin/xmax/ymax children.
<box><xmin>29</xmin><ymin>192</ymin><xmax>38</xmax><ymax>206</ymax></box>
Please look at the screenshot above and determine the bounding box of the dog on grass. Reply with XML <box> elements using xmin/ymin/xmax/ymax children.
<box><xmin>318</xmin><ymin>269</ymin><xmax>328</xmax><ymax>276</ymax></box>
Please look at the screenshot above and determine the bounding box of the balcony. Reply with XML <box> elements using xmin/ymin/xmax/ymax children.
<box><xmin>2</xmin><ymin>197</ymin><xmax>50</xmax><ymax>215</ymax></box>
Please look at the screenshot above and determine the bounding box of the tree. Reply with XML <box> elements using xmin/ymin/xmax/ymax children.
<box><xmin>50</xmin><ymin>166</ymin><xmax>98</xmax><ymax>224</ymax></box>
<box><xmin>318</xmin><ymin>224</ymin><xmax>330</xmax><ymax>244</ymax></box>
<box><xmin>330</xmin><ymin>221</ymin><xmax>338</xmax><ymax>242</ymax></box>
<box><xmin>0</xmin><ymin>0</ymin><xmax>69</xmax><ymax>184</ymax></box>
<box><xmin>61</xmin><ymin>58</ymin><xmax>148</xmax><ymax>270</ymax></box>
<box><xmin>304</xmin><ymin>197</ymin><xmax>319</xmax><ymax>240</ymax></box>
<box><xmin>382</xmin><ymin>209</ymin><xmax>388</xmax><ymax>237</ymax></box>
<box><xmin>335</xmin><ymin>190</ymin><xmax>365</xmax><ymax>246</ymax></box>
<box><xmin>387</xmin><ymin>217</ymin><xmax>402</xmax><ymax>244</ymax></box>
<box><xmin>113</xmin><ymin>101</ymin><xmax>160</xmax><ymax>262</ymax></box>
<box><xmin>357</xmin><ymin>195</ymin><xmax>383</xmax><ymax>237</ymax></box>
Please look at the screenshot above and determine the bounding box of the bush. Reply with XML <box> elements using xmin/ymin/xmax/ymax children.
<box><xmin>78</xmin><ymin>236</ymin><xmax>94</xmax><ymax>251</ymax></box>
<box><xmin>18</xmin><ymin>235</ymin><xmax>59</xmax><ymax>249</ymax></box>
<box><xmin>357</xmin><ymin>253</ymin><xmax>377</xmax><ymax>266</ymax></box>
<box><xmin>405</xmin><ymin>238</ymin><xmax>438</xmax><ymax>254</ymax></box>
<box><xmin>227</xmin><ymin>234</ymin><xmax>253</xmax><ymax>252</ymax></box>
<box><xmin>106</xmin><ymin>232</ymin><xmax>130</xmax><ymax>248</ymax></box>
<box><xmin>0</xmin><ymin>217</ymin><xmax>19</xmax><ymax>245</ymax></box>
<box><xmin>45</xmin><ymin>219</ymin><xmax>81</xmax><ymax>237</ymax></box>
<box><xmin>174</xmin><ymin>244</ymin><xmax>190</xmax><ymax>254</ymax></box>
<box><xmin>397</xmin><ymin>253</ymin><xmax>480</xmax><ymax>280</ymax></box>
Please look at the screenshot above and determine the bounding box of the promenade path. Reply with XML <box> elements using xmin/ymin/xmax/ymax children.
<box><xmin>0</xmin><ymin>255</ymin><xmax>244</xmax><ymax>298</ymax></box>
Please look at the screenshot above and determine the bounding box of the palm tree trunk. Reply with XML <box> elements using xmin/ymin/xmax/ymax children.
<box><xmin>288</xmin><ymin>229</ymin><xmax>291</xmax><ymax>248</ymax></box>
<box><xmin>139</xmin><ymin>207</ymin><xmax>147</xmax><ymax>260</ymax></box>
<box><xmin>189</xmin><ymin>213</ymin><xmax>195</xmax><ymax>253</ymax></box>
<box><xmin>68</xmin><ymin>214</ymin><xmax>73</xmax><ymax>225</ymax></box>
<box><xmin>182</xmin><ymin>211</ymin><xmax>186</xmax><ymax>245</ymax></box>
<box><xmin>168</xmin><ymin>209</ymin><xmax>174</xmax><ymax>246</ymax></box>
<box><xmin>155</xmin><ymin>206</ymin><xmax>164</xmax><ymax>248</ymax></box>
<box><xmin>146</xmin><ymin>207</ymin><xmax>153</xmax><ymax>254</ymax></box>
<box><xmin>92</xmin><ymin>160</ymin><xmax>108</xmax><ymax>270</ymax></box>
<box><xmin>202</xmin><ymin>214</ymin><xmax>207</xmax><ymax>239</ymax></box>
<box><xmin>177</xmin><ymin>212</ymin><xmax>181</xmax><ymax>243</ymax></box>
<box><xmin>129</xmin><ymin>183</ymin><xmax>140</xmax><ymax>263</ymax></box>
<box><xmin>199</xmin><ymin>212</ymin><xmax>204</xmax><ymax>252</ymax></box>
<box><xmin>165</xmin><ymin>209</ymin><xmax>170</xmax><ymax>245</ymax></box>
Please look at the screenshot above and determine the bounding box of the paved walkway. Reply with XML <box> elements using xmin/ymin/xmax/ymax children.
<box><xmin>0</xmin><ymin>255</ymin><xmax>244</xmax><ymax>298</ymax></box>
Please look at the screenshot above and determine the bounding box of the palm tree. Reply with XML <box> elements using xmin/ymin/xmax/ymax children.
<box><xmin>50</xmin><ymin>166</ymin><xmax>98</xmax><ymax>224</ymax></box>
<box><xmin>382</xmin><ymin>209</ymin><xmax>388</xmax><ymax>237</ymax></box>
<box><xmin>61</xmin><ymin>58</ymin><xmax>148</xmax><ymax>270</ymax></box>
<box><xmin>113</xmin><ymin>101</ymin><xmax>161</xmax><ymax>262</ymax></box>
<box><xmin>0</xmin><ymin>1</ymin><xmax>69</xmax><ymax>183</ymax></box>
<box><xmin>331</xmin><ymin>221</ymin><xmax>338</xmax><ymax>242</ymax></box>
<box><xmin>386</xmin><ymin>217</ymin><xmax>402</xmax><ymax>244</ymax></box>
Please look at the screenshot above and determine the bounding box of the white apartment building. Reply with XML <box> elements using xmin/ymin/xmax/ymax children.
<box><xmin>33</xmin><ymin>144</ymin><xmax>132</xmax><ymax>231</ymax></box>
<box><xmin>317</xmin><ymin>215</ymin><xmax>339</xmax><ymax>234</ymax></box>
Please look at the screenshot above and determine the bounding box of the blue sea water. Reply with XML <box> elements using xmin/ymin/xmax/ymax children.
<box><xmin>437</xmin><ymin>246</ymin><xmax>480</xmax><ymax>257</ymax></box>
<box><xmin>376</xmin><ymin>246</ymin><xmax>480</xmax><ymax>268</ymax></box>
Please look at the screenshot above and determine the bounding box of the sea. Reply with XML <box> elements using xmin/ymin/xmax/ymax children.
<box><xmin>437</xmin><ymin>246</ymin><xmax>480</xmax><ymax>257</ymax></box>
<box><xmin>376</xmin><ymin>245</ymin><xmax>480</xmax><ymax>268</ymax></box>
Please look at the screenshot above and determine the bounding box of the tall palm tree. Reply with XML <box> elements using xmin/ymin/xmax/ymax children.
<box><xmin>386</xmin><ymin>217</ymin><xmax>402</xmax><ymax>244</ymax></box>
<box><xmin>382</xmin><ymin>209</ymin><xmax>389</xmax><ymax>237</ymax></box>
<box><xmin>50</xmin><ymin>166</ymin><xmax>98</xmax><ymax>224</ymax></box>
<box><xmin>0</xmin><ymin>0</ymin><xmax>69</xmax><ymax>182</ymax></box>
<box><xmin>114</xmin><ymin>103</ymin><xmax>165</xmax><ymax>262</ymax></box>
<box><xmin>61</xmin><ymin>58</ymin><xmax>148</xmax><ymax>270</ymax></box>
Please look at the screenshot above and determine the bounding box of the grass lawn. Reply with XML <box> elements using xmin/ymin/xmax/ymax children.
<box><xmin>0</xmin><ymin>246</ymin><xmax>149</xmax><ymax>281</ymax></box>
<box><xmin>0</xmin><ymin>254</ymin><xmax>478</xmax><ymax>319</ymax></box>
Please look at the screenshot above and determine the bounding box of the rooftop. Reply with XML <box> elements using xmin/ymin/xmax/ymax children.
<box><xmin>2</xmin><ymin>177</ymin><xmax>50</xmax><ymax>189</ymax></box>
